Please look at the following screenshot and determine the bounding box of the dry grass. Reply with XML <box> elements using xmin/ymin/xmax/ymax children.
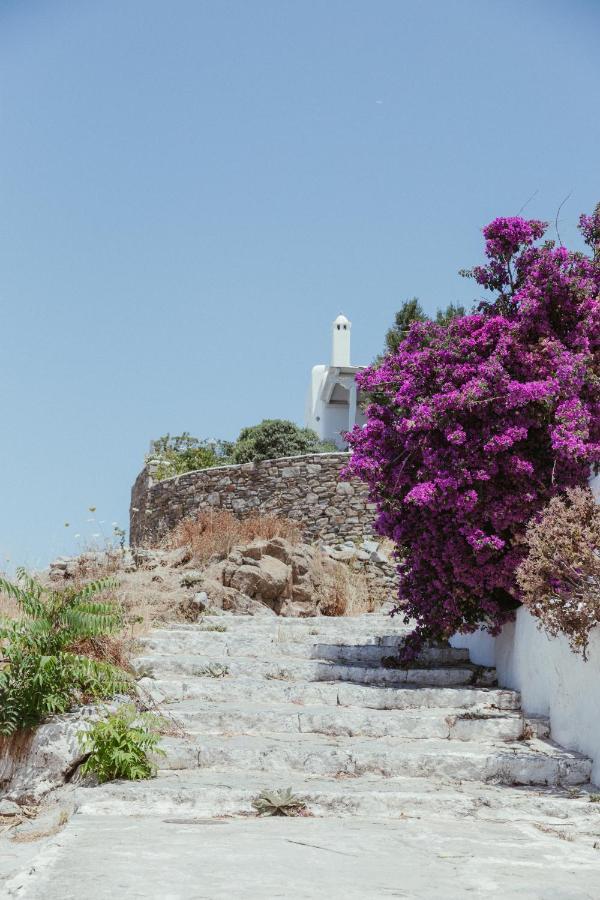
<box><xmin>57</xmin><ymin>549</ymin><xmax>123</xmax><ymax>581</ymax></box>
<box><xmin>167</xmin><ymin>509</ymin><xmax>302</xmax><ymax>565</ymax></box>
<box><xmin>69</xmin><ymin>635</ymin><xmax>134</xmax><ymax>672</ymax></box>
<box><xmin>310</xmin><ymin>551</ymin><xmax>375</xmax><ymax>616</ymax></box>
<box><xmin>0</xmin><ymin>589</ymin><xmax>20</xmax><ymax>622</ymax></box>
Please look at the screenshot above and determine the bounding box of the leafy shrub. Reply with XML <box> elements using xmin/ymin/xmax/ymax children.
<box><xmin>346</xmin><ymin>210</ymin><xmax>600</xmax><ymax>653</ymax></box>
<box><xmin>168</xmin><ymin>509</ymin><xmax>301</xmax><ymax>564</ymax></box>
<box><xmin>517</xmin><ymin>488</ymin><xmax>600</xmax><ymax>658</ymax></box>
<box><xmin>148</xmin><ymin>424</ymin><xmax>336</xmax><ymax>480</ymax></box>
<box><xmin>0</xmin><ymin>570</ymin><xmax>132</xmax><ymax>735</ymax></box>
<box><xmin>148</xmin><ymin>433</ymin><xmax>232</xmax><ymax>481</ymax></box>
<box><xmin>230</xmin><ymin>419</ymin><xmax>337</xmax><ymax>464</ymax></box>
<box><xmin>78</xmin><ymin>703</ymin><xmax>165</xmax><ymax>783</ymax></box>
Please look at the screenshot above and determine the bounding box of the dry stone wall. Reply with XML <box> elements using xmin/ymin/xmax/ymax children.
<box><xmin>130</xmin><ymin>453</ymin><xmax>377</xmax><ymax>547</ymax></box>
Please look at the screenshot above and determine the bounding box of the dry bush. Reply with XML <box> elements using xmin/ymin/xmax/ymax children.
<box><xmin>167</xmin><ymin>509</ymin><xmax>302</xmax><ymax>565</ymax></box>
<box><xmin>0</xmin><ymin>587</ymin><xmax>21</xmax><ymax>621</ymax></box>
<box><xmin>310</xmin><ymin>552</ymin><xmax>375</xmax><ymax>616</ymax></box>
<box><xmin>69</xmin><ymin>635</ymin><xmax>134</xmax><ymax>673</ymax></box>
<box><xmin>517</xmin><ymin>487</ymin><xmax>600</xmax><ymax>658</ymax></box>
<box><xmin>59</xmin><ymin>549</ymin><xmax>123</xmax><ymax>581</ymax></box>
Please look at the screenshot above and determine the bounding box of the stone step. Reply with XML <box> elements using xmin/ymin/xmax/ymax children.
<box><xmin>72</xmin><ymin>770</ymin><xmax>600</xmax><ymax>824</ymax></box>
<box><xmin>169</xmin><ymin>614</ymin><xmax>402</xmax><ymax>630</ymax></box>
<box><xmin>156</xmin><ymin>732</ymin><xmax>592</xmax><ymax>786</ymax></box>
<box><xmin>138</xmin><ymin>676</ymin><xmax>520</xmax><ymax>711</ymax></box>
<box><xmin>138</xmin><ymin>632</ymin><xmax>470</xmax><ymax>666</ymax></box>
<box><xmin>134</xmin><ymin>654</ymin><xmax>495</xmax><ymax>687</ymax></box>
<box><xmin>165</xmin><ymin>700</ymin><xmax>524</xmax><ymax>741</ymax></box>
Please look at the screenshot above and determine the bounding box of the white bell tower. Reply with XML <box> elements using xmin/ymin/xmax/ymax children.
<box><xmin>331</xmin><ymin>314</ymin><xmax>351</xmax><ymax>367</ymax></box>
<box><xmin>305</xmin><ymin>314</ymin><xmax>366</xmax><ymax>449</ymax></box>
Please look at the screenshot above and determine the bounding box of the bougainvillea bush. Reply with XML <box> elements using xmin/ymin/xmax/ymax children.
<box><xmin>346</xmin><ymin>209</ymin><xmax>600</xmax><ymax>652</ymax></box>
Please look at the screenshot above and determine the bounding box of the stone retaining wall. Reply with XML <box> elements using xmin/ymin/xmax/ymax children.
<box><xmin>130</xmin><ymin>453</ymin><xmax>377</xmax><ymax>547</ymax></box>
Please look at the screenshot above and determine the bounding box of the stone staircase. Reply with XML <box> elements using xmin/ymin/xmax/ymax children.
<box><xmin>72</xmin><ymin>612</ymin><xmax>594</xmax><ymax>821</ymax></box>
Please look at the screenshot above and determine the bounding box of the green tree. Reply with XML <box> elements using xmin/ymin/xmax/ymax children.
<box><xmin>381</xmin><ymin>299</ymin><xmax>470</xmax><ymax>361</ymax></box>
<box><xmin>435</xmin><ymin>303</ymin><xmax>467</xmax><ymax>326</ymax></box>
<box><xmin>231</xmin><ymin>419</ymin><xmax>336</xmax><ymax>463</ymax></box>
<box><xmin>383</xmin><ymin>298</ymin><xmax>427</xmax><ymax>355</ymax></box>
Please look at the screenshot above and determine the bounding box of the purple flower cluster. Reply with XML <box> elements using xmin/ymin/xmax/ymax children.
<box><xmin>345</xmin><ymin>213</ymin><xmax>600</xmax><ymax>651</ymax></box>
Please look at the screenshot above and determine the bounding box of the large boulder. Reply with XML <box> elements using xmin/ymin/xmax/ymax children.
<box><xmin>187</xmin><ymin>537</ymin><xmax>334</xmax><ymax>617</ymax></box>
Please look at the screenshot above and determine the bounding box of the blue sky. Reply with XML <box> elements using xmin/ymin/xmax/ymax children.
<box><xmin>1</xmin><ymin>0</ymin><xmax>599</xmax><ymax>569</ymax></box>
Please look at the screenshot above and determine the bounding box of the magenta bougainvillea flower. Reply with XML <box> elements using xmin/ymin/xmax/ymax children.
<box><xmin>345</xmin><ymin>210</ymin><xmax>600</xmax><ymax>653</ymax></box>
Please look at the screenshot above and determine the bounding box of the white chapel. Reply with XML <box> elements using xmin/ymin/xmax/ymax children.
<box><xmin>305</xmin><ymin>314</ymin><xmax>366</xmax><ymax>449</ymax></box>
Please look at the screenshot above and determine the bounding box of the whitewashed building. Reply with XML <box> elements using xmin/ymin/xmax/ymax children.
<box><xmin>305</xmin><ymin>315</ymin><xmax>366</xmax><ymax>449</ymax></box>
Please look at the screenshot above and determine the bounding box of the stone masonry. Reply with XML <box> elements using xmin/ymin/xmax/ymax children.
<box><xmin>130</xmin><ymin>453</ymin><xmax>376</xmax><ymax>547</ymax></box>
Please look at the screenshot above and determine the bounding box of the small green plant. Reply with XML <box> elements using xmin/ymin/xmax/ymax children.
<box><xmin>147</xmin><ymin>434</ymin><xmax>232</xmax><ymax>481</ymax></box>
<box><xmin>0</xmin><ymin>569</ymin><xmax>132</xmax><ymax>735</ymax></box>
<box><xmin>198</xmin><ymin>623</ymin><xmax>227</xmax><ymax>633</ymax></box>
<box><xmin>198</xmin><ymin>663</ymin><xmax>229</xmax><ymax>678</ymax></box>
<box><xmin>589</xmin><ymin>794</ymin><xmax>600</xmax><ymax>803</ymax></box>
<box><xmin>265</xmin><ymin>669</ymin><xmax>292</xmax><ymax>681</ymax></box>
<box><xmin>78</xmin><ymin>704</ymin><xmax>166</xmax><ymax>783</ymax></box>
<box><xmin>253</xmin><ymin>787</ymin><xmax>307</xmax><ymax>817</ymax></box>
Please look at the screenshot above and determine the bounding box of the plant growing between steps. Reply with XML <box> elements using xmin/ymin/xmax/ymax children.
<box><xmin>0</xmin><ymin>569</ymin><xmax>132</xmax><ymax>735</ymax></box>
<box><xmin>253</xmin><ymin>787</ymin><xmax>308</xmax><ymax>817</ymax></box>
<box><xmin>198</xmin><ymin>663</ymin><xmax>229</xmax><ymax>678</ymax></box>
<box><xmin>78</xmin><ymin>704</ymin><xmax>166</xmax><ymax>783</ymax></box>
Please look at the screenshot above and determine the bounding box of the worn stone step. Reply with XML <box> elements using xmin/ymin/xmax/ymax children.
<box><xmin>134</xmin><ymin>654</ymin><xmax>495</xmax><ymax>687</ymax></box>
<box><xmin>138</xmin><ymin>675</ymin><xmax>519</xmax><ymax>711</ymax></box>
<box><xmin>170</xmin><ymin>614</ymin><xmax>402</xmax><ymax>630</ymax></box>
<box><xmin>166</xmin><ymin>700</ymin><xmax>524</xmax><ymax>741</ymax></box>
<box><xmin>72</xmin><ymin>770</ymin><xmax>600</xmax><ymax>824</ymax></box>
<box><xmin>138</xmin><ymin>632</ymin><xmax>470</xmax><ymax>666</ymax></box>
<box><xmin>156</xmin><ymin>733</ymin><xmax>592</xmax><ymax>786</ymax></box>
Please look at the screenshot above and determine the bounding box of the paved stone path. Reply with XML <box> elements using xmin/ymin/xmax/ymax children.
<box><xmin>6</xmin><ymin>613</ymin><xmax>600</xmax><ymax>898</ymax></box>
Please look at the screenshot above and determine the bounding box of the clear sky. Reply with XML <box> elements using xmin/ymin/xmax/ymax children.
<box><xmin>1</xmin><ymin>0</ymin><xmax>599</xmax><ymax>570</ymax></box>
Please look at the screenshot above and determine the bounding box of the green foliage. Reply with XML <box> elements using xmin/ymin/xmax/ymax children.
<box><xmin>0</xmin><ymin>569</ymin><xmax>132</xmax><ymax>735</ymax></box>
<box><xmin>434</xmin><ymin>303</ymin><xmax>467</xmax><ymax>326</ymax></box>
<box><xmin>148</xmin><ymin>433</ymin><xmax>233</xmax><ymax>481</ymax></box>
<box><xmin>147</xmin><ymin>422</ymin><xmax>337</xmax><ymax>479</ymax></box>
<box><xmin>78</xmin><ymin>703</ymin><xmax>165</xmax><ymax>783</ymax></box>
<box><xmin>384</xmin><ymin>298</ymin><xmax>428</xmax><ymax>355</ymax></box>
<box><xmin>253</xmin><ymin>787</ymin><xmax>307</xmax><ymax>817</ymax></box>
<box><xmin>231</xmin><ymin>419</ymin><xmax>337</xmax><ymax>464</ymax></box>
<box><xmin>381</xmin><ymin>299</ymin><xmax>470</xmax><ymax>358</ymax></box>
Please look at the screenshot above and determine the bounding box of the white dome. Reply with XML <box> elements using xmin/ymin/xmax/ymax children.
<box><xmin>333</xmin><ymin>314</ymin><xmax>350</xmax><ymax>327</ymax></box>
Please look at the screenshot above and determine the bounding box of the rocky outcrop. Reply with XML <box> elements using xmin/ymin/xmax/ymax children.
<box><xmin>179</xmin><ymin>537</ymin><xmax>364</xmax><ymax>618</ymax></box>
<box><xmin>0</xmin><ymin>707</ymin><xmax>103</xmax><ymax>803</ymax></box>
<box><xmin>173</xmin><ymin>538</ymin><xmax>390</xmax><ymax>621</ymax></box>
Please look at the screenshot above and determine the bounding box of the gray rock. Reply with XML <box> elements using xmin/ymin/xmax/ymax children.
<box><xmin>0</xmin><ymin>799</ymin><xmax>22</xmax><ymax>816</ymax></box>
<box><xmin>361</xmin><ymin>540</ymin><xmax>379</xmax><ymax>554</ymax></box>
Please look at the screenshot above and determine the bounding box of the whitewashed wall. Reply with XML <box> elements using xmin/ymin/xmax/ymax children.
<box><xmin>452</xmin><ymin>471</ymin><xmax>600</xmax><ymax>782</ymax></box>
<box><xmin>452</xmin><ymin>611</ymin><xmax>600</xmax><ymax>784</ymax></box>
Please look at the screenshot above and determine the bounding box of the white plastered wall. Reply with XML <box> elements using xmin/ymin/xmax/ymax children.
<box><xmin>451</xmin><ymin>471</ymin><xmax>600</xmax><ymax>784</ymax></box>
